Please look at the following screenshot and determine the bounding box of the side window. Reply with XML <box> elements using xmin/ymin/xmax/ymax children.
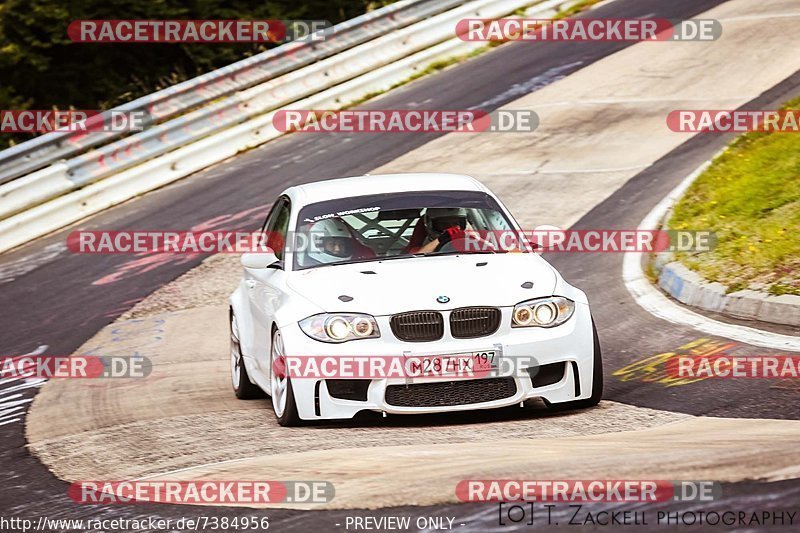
<box><xmin>263</xmin><ymin>197</ymin><xmax>291</xmax><ymax>260</ymax></box>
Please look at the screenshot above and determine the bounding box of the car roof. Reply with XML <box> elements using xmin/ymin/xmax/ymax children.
<box><xmin>284</xmin><ymin>173</ymin><xmax>489</xmax><ymax>206</ymax></box>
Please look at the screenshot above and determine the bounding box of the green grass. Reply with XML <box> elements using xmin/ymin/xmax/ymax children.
<box><xmin>668</xmin><ymin>96</ymin><xmax>800</xmax><ymax>295</ymax></box>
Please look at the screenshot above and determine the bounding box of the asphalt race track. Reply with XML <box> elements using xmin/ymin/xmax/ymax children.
<box><xmin>2</xmin><ymin>0</ymin><xmax>800</xmax><ymax>530</ymax></box>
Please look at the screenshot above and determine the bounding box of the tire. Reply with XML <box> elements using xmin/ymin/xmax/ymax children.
<box><xmin>547</xmin><ymin>318</ymin><xmax>603</xmax><ymax>411</ymax></box>
<box><xmin>269</xmin><ymin>329</ymin><xmax>302</xmax><ymax>427</ymax></box>
<box><xmin>230</xmin><ymin>311</ymin><xmax>263</xmax><ymax>400</ymax></box>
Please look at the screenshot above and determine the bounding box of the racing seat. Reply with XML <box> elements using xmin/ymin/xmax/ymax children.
<box><xmin>343</xmin><ymin>224</ymin><xmax>377</xmax><ymax>259</ymax></box>
<box><xmin>402</xmin><ymin>217</ymin><xmax>427</xmax><ymax>254</ymax></box>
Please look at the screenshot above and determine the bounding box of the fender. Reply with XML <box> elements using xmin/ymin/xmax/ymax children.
<box><xmin>553</xmin><ymin>273</ymin><xmax>590</xmax><ymax>306</ymax></box>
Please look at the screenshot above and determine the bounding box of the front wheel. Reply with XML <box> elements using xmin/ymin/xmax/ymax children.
<box><xmin>269</xmin><ymin>329</ymin><xmax>302</xmax><ymax>426</ymax></box>
<box><xmin>547</xmin><ymin>318</ymin><xmax>603</xmax><ymax>411</ymax></box>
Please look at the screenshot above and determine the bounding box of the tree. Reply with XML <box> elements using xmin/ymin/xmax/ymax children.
<box><xmin>0</xmin><ymin>0</ymin><xmax>393</xmax><ymax>147</ymax></box>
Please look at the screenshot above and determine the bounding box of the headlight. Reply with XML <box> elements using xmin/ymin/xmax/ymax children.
<box><xmin>299</xmin><ymin>313</ymin><xmax>381</xmax><ymax>343</ymax></box>
<box><xmin>512</xmin><ymin>296</ymin><xmax>574</xmax><ymax>328</ymax></box>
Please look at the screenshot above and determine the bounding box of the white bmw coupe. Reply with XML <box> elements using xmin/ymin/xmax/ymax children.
<box><xmin>229</xmin><ymin>173</ymin><xmax>602</xmax><ymax>426</ymax></box>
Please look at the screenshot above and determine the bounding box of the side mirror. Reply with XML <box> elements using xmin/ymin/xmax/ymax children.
<box><xmin>241</xmin><ymin>251</ymin><xmax>278</xmax><ymax>269</ymax></box>
<box><xmin>532</xmin><ymin>225</ymin><xmax>565</xmax><ymax>252</ymax></box>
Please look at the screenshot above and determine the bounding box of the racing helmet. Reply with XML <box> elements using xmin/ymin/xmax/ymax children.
<box><xmin>306</xmin><ymin>218</ymin><xmax>355</xmax><ymax>264</ymax></box>
<box><xmin>424</xmin><ymin>207</ymin><xmax>468</xmax><ymax>240</ymax></box>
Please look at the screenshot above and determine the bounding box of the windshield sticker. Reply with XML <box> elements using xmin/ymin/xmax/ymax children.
<box><xmin>303</xmin><ymin>206</ymin><xmax>381</xmax><ymax>223</ymax></box>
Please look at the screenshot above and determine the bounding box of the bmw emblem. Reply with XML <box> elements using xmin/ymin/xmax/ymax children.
<box><xmin>436</xmin><ymin>295</ymin><xmax>450</xmax><ymax>304</ymax></box>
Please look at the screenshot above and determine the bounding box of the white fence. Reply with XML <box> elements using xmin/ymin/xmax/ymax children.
<box><xmin>0</xmin><ymin>0</ymin><xmax>575</xmax><ymax>253</ymax></box>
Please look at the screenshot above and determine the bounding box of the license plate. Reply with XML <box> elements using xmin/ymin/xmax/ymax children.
<box><xmin>408</xmin><ymin>350</ymin><xmax>497</xmax><ymax>377</ymax></box>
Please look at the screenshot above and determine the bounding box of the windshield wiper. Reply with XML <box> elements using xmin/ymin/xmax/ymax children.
<box><xmin>303</xmin><ymin>249</ymin><xmax>509</xmax><ymax>270</ymax></box>
<box><xmin>322</xmin><ymin>253</ymin><xmax>421</xmax><ymax>267</ymax></box>
<box><xmin>431</xmin><ymin>249</ymin><xmax>508</xmax><ymax>257</ymax></box>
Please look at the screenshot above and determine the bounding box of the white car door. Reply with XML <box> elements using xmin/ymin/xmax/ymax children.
<box><xmin>245</xmin><ymin>196</ymin><xmax>291</xmax><ymax>381</ymax></box>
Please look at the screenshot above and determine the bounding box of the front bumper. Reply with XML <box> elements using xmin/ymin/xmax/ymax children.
<box><xmin>278</xmin><ymin>302</ymin><xmax>596</xmax><ymax>420</ymax></box>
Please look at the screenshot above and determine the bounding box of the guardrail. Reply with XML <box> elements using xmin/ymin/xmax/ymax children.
<box><xmin>0</xmin><ymin>0</ymin><xmax>578</xmax><ymax>254</ymax></box>
<box><xmin>0</xmin><ymin>0</ymin><xmax>466</xmax><ymax>186</ymax></box>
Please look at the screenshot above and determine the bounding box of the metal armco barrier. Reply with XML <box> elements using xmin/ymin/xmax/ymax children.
<box><xmin>0</xmin><ymin>0</ymin><xmax>580</xmax><ymax>254</ymax></box>
<box><xmin>0</xmin><ymin>0</ymin><xmax>466</xmax><ymax>186</ymax></box>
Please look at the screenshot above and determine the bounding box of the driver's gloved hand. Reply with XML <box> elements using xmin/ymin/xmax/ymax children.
<box><xmin>438</xmin><ymin>226</ymin><xmax>465</xmax><ymax>244</ymax></box>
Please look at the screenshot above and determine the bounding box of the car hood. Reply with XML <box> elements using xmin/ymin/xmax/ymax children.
<box><xmin>287</xmin><ymin>253</ymin><xmax>557</xmax><ymax>316</ymax></box>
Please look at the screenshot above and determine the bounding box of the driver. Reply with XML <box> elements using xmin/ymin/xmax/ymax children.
<box><xmin>303</xmin><ymin>218</ymin><xmax>355</xmax><ymax>265</ymax></box>
<box><xmin>415</xmin><ymin>207</ymin><xmax>469</xmax><ymax>254</ymax></box>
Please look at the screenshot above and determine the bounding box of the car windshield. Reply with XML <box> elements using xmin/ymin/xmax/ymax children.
<box><xmin>293</xmin><ymin>190</ymin><xmax>521</xmax><ymax>270</ymax></box>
